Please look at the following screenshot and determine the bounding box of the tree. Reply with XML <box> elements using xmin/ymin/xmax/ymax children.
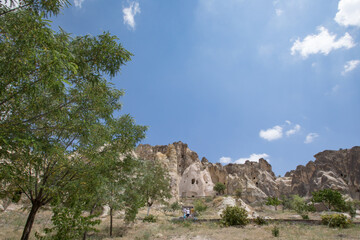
<box><xmin>214</xmin><ymin>182</ymin><xmax>226</xmax><ymax>195</ymax></box>
<box><xmin>265</xmin><ymin>196</ymin><xmax>282</xmax><ymax>211</ymax></box>
<box><xmin>138</xmin><ymin>160</ymin><xmax>172</xmax><ymax>216</ymax></box>
<box><xmin>0</xmin><ymin>4</ymin><xmax>147</xmax><ymax>240</ymax></box>
<box><xmin>311</xmin><ymin>189</ymin><xmax>346</xmax><ymax>211</ymax></box>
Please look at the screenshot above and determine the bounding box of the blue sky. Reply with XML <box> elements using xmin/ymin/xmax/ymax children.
<box><xmin>51</xmin><ymin>0</ymin><xmax>360</xmax><ymax>176</ymax></box>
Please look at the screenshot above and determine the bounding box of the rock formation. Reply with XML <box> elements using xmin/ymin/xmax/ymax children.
<box><xmin>135</xmin><ymin>141</ymin><xmax>285</xmax><ymax>203</ymax></box>
<box><xmin>285</xmin><ymin>146</ymin><xmax>360</xmax><ymax>199</ymax></box>
<box><xmin>135</xmin><ymin>142</ymin><xmax>360</xmax><ymax>203</ymax></box>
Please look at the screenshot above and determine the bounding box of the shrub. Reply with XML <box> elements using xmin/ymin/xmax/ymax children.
<box><xmin>143</xmin><ymin>214</ymin><xmax>157</xmax><ymax>223</ymax></box>
<box><xmin>254</xmin><ymin>216</ymin><xmax>267</xmax><ymax>225</ymax></box>
<box><xmin>194</xmin><ymin>199</ymin><xmax>207</xmax><ymax>214</ymax></box>
<box><xmin>321</xmin><ymin>214</ymin><xmax>352</xmax><ymax>228</ymax></box>
<box><xmin>220</xmin><ymin>206</ymin><xmax>249</xmax><ymax>226</ymax></box>
<box><xmin>214</xmin><ymin>182</ymin><xmax>226</xmax><ymax>195</ymax></box>
<box><xmin>170</xmin><ymin>202</ymin><xmax>181</xmax><ymax>212</ymax></box>
<box><xmin>272</xmin><ymin>226</ymin><xmax>280</xmax><ymax>237</ymax></box>
<box><xmin>265</xmin><ymin>197</ymin><xmax>282</xmax><ymax>211</ymax></box>
<box><xmin>205</xmin><ymin>196</ymin><xmax>213</xmax><ymax>203</ymax></box>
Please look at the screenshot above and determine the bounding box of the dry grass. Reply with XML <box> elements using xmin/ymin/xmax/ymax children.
<box><xmin>1</xmin><ymin>202</ymin><xmax>359</xmax><ymax>240</ymax></box>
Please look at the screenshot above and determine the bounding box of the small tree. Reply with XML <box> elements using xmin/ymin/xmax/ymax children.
<box><xmin>214</xmin><ymin>182</ymin><xmax>226</xmax><ymax>195</ymax></box>
<box><xmin>194</xmin><ymin>199</ymin><xmax>207</xmax><ymax>215</ymax></box>
<box><xmin>138</xmin><ymin>160</ymin><xmax>172</xmax><ymax>216</ymax></box>
<box><xmin>265</xmin><ymin>197</ymin><xmax>282</xmax><ymax>211</ymax></box>
<box><xmin>311</xmin><ymin>189</ymin><xmax>346</xmax><ymax>211</ymax></box>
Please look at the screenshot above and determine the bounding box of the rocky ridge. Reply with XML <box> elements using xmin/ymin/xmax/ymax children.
<box><xmin>135</xmin><ymin>142</ymin><xmax>360</xmax><ymax>203</ymax></box>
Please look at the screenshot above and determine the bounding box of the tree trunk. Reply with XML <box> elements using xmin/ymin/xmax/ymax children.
<box><xmin>83</xmin><ymin>204</ymin><xmax>97</xmax><ymax>240</ymax></box>
<box><xmin>110</xmin><ymin>207</ymin><xmax>113</xmax><ymax>237</ymax></box>
<box><xmin>147</xmin><ymin>206</ymin><xmax>151</xmax><ymax>216</ymax></box>
<box><xmin>21</xmin><ymin>201</ymin><xmax>41</xmax><ymax>240</ymax></box>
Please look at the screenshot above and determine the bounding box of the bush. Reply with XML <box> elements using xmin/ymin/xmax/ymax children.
<box><xmin>170</xmin><ymin>202</ymin><xmax>181</xmax><ymax>212</ymax></box>
<box><xmin>220</xmin><ymin>206</ymin><xmax>249</xmax><ymax>226</ymax></box>
<box><xmin>194</xmin><ymin>199</ymin><xmax>207</xmax><ymax>214</ymax></box>
<box><xmin>205</xmin><ymin>196</ymin><xmax>213</xmax><ymax>203</ymax></box>
<box><xmin>254</xmin><ymin>216</ymin><xmax>267</xmax><ymax>225</ymax></box>
<box><xmin>321</xmin><ymin>214</ymin><xmax>352</xmax><ymax>228</ymax></box>
<box><xmin>214</xmin><ymin>182</ymin><xmax>226</xmax><ymax>195</ymax></box>
<box><xmin>143</xmin><ymin>214</ymin><xmax>157</xmax><ymax>223</ymax></box>
<box><xmin>272</xmin><ymin>226</ymin><xmax>280</xmax><ymax>237</ymax></box>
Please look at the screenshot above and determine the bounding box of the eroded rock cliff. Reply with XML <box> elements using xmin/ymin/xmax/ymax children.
<box><xmin>135</xmin><ymin>142</ymin><xmax>360</xmax><ymax>203</ymax></box>
<box><xmin>285</xmin><ymin>147</ymin><xmax>360</xmax><ymax>199</ymax></box>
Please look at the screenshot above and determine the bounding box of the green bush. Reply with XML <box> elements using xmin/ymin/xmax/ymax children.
<box><xmin>170</xmin><ymin>202</ymin><xmax>181</xmax><ymax>212</ymax></box>
<box><xmin>220</xmin><ymin>206</ymin><xmax>249</xmax><ymax>226</ymax></box>
<box><xmin>143</xmin><ymin>214</ymin><xmax>157</xmax><ymax>223</ymax></box>
<box><xmin>272</xmin><ymin>226</ymin><xmax>280</xmax><ymax>237</ymax></box>
<box><xmin>194</xmin><ymin>199</ymin><xmax>207</xmax><ymax>214</ymax></box>
<box><xmin>321</xmin><ymin>214</ymin><xmax>352</xmax><ymax>228</ymax></box>
<box><xmin>205</xmin><ymin>196</ymin><xmax>213</xmax><ymax>203</ymax></box>
<box><xmin>254</xmin><ymin>216</ymin><xmax>267</xmax><ymax>225</ymax></box>
<box><xmin>214</xmin><ymin>182</ymin><xmax>226</xmax><ymax>195</ymax></box>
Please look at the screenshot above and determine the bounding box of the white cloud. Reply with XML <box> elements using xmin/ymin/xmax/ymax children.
<box><xmin>285</xmin><ymin>120</ymin><xmax>292</xmax><ymax>125</ymax></box>
<box><xmin>304</xmin><ymin>133</ymin><xmax>319</xmax><ymax>144</ymax></box>
<box><xmin>123</xmin><ymin>1</ymin><xmax>140</xmax><ymax>30</ymax></box>
<box><xmin>219</xmin><ymin>154</ymin><xmax>270</xmax><ymax>165</ymax></box>
<box><xmin>342</xmin><ymin>59</ymin><xmax>360</xmax><ymax>74</ymax></box>
<box><xmin>259</xmin><ymin>125</ymin><xmax>283</xmax><ymax>141</ymax></box>
<box><xmin>74</xmin><ymin>0</ymin><xmax>85</xmax><ymax>8</ymax></box>
<box><xmin>335</xmin><ymin>0</ymin><xmax>360</xmax><ymax>27</ymax></box>
<box><xmin>235</xmin><ymin>153</ymin><xmax>270</xmax><ymax>164</ymax></box>
<box><xmin>219</xmin><ymin>157</ymin><xmax>232</xmax><ymax>164</ymax></box>
<box><xmin>291</xmin><ymin>26</ymin><xmax>355</xmax><ymax>58</ymax></box>
<box><xmin>275</xmin><ymin>8</ymin><xmax>283</xmax><ymax>16</ymax></box>
<box><xmin>286</xmin><ymin>124</ymin><xmax>301</xmax><ymax>136</ymax></box>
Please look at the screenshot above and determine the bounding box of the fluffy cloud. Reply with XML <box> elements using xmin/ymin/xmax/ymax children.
<box><xmin>259</xmin><ymin>125</ymin><xmax>283</xmax><ymax>141</ymax></box>
<box><xmin>219</xmin><ymin>157</ymin><xmax>232</xmax><ymax>164</ymax></box>
<box><xmin>291</xmin><ymin>26</ymin><xmax>355</xmax><ymax>58</ymax></box>
<box><xmin>235</xmin><ymin>153</ymin><xmax>270</xmax><ymax>164</ymax></box>
<box><xmin>304</xmin><ymin>133</ymin><xmax>319</xmax><ymax>144</ymax></box>
<box><xmin>74</xmin><ymin>0</ymin><xmax>85</xmax><ymax>8</ymax></box>
<box><xmin>335</xmin><ymin>0</ymin><xmax>360</xmax><ymax>27</ymax></box>
<box><xmin>342</xmin><ymin>60</ymin><xmax>360</xmax><ymax>75</ymax></box>
<box><xmin>219</xmin><ymin>154</ymin><xmax>270</xmax><ymax>165</ymax></box>
<box><xmin>123</xmin><ymin>1</ymin><xmax>140</xmax><ymax>30</ymax></box>
<box><xmin>286</xmin><ymin>124</ymin><xmax>301</xmax><ymax>136</ymax></box>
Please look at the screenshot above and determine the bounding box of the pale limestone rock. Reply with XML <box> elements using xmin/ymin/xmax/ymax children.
<box><xmin>179</xmin><ymin>162</ymin><xmax>214</xmax><ymax>198</ymax></box>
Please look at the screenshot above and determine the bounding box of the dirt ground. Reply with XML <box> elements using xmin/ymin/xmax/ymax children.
<box><xmin>1</xmin><ymin>203</ymin><xmax>360</xmax><ymax>240</ymax></box>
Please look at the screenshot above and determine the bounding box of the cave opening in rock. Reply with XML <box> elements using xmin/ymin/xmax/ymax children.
<box><xmin>191</xmin><ymin>179</ymin><xmax>195</xmax><ymax>184</ymax></box>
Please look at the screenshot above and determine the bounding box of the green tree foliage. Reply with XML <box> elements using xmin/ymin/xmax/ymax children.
<box><xmin>311</xmin><ymin>189</ymin><xmax>347</xmax><ymax>211</ymax></box>
<box><xmin>265</xmin><ymin>196</ymin><xmax>282</xmax><ymax>211</ymax></box>
<box><xmin>138</xmin><ymin>160</ymin><xmax>172</xmax><ymax>216</ymax></box>
<box><xmin>194</xmin><ymin>199</ymin><xmax>207</xmax><ymax>215</ymax></box>
<box><xmin>290</xmin><ymin>195</ymin><xmax>315</xmax><ymax>219</ymax></box>
<box><xmin>220</xmin><ymin>206</ymin><xmax>249</xmax><ymax>226</ymax></box>
<box><xmin>213</xmin><ymin>182</ymin><xmax>226</xmax><ymax>195</ymax></box>
<box><xmin>170</xmin><ymin>201</ymin><xmax>181</xmax><ymax>212</ymax></box>
<box><xmin>0</xmin><ymin>4</ymin><xmax>146</xmax><ymax>240</ymax></box>
<box><xmin>0</xmin><ymin>0</ymin><xmax>69</xmax><ymax>16</ymax></box>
